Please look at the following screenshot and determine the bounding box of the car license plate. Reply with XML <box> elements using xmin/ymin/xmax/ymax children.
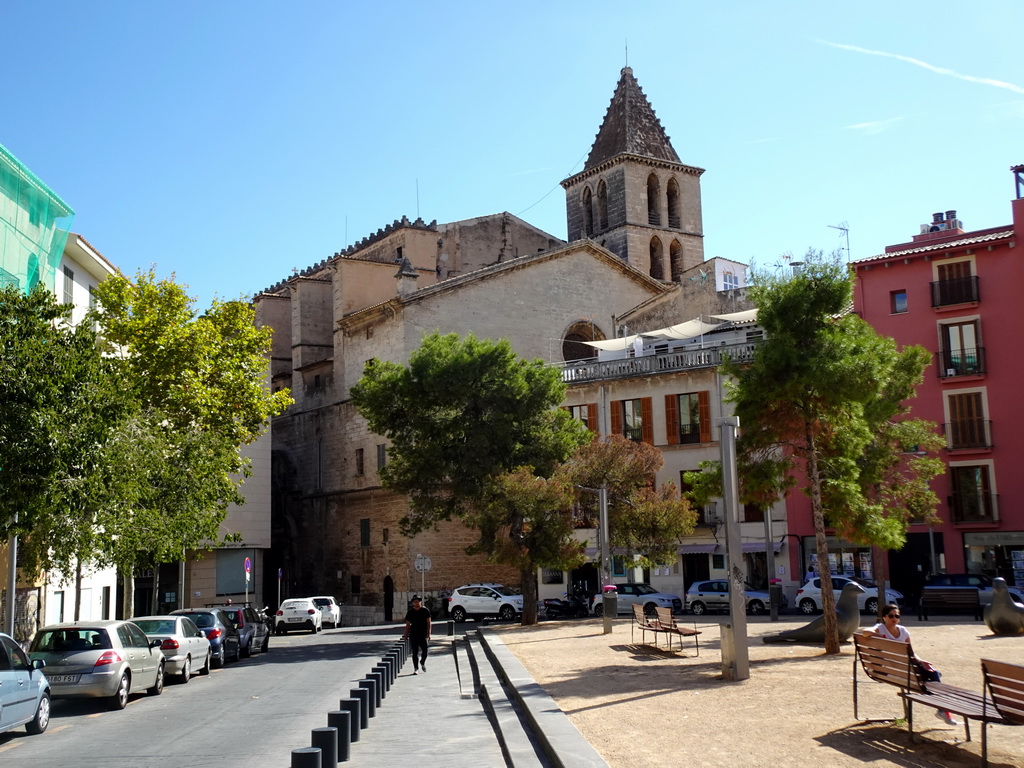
<box><xmin>287</xmin><ymin>617</ymin><xmax>303</xmax><ymax>622</ymax></box>
<box><xmin>49</xmin><ymin>674</ymin><xmax>80</xmax><ymax>684</ymax></box>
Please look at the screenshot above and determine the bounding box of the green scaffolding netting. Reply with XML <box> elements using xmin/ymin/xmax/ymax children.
<box><xmin>0</xmin><ymin>142</ymin><xmax>75</xmax><ymax>294</ymax></box>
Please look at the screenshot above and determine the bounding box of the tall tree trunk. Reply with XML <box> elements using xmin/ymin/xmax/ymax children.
<box><xmin>73</xmin><ymin>558</ymin><xmax>83</xmax><ymax>621</ymax></box>
<box><xmin>121</xmin><ymin>565</ymin><xmax>134</xmax><ymax>620</ymax></box>
<box><xmin>807</xmin><ymin>424</ymin><xmax>840</xmax><ymax>654</ymax></box>
<box><xmin>520</xmin><ymin>565</ymin><xmax>538</xmax><ymax>625</ymax></box>
<box><xmin>151</xmin><ymin>567</ymin><xmax>159</xmax><ymax>614</ymax></box>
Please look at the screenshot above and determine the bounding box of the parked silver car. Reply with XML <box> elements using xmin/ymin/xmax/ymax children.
<box><xmin>685</xmin><ymin>580</ymin><xmax>788</xmax><ymax>615</ymax></box>
<box><xmin>591</xmin><ymin>583</ymin><xmax>683</xmax><ymax>617</ymax></box>
<box><xmin>0</xmin><ymin>631</ymin><xmax>50</xmax><ymax>735</ymax></box>
<box><xmin>28</xmin><ymin>621</ymin><xmax>165</xmax><ymax>710</ymax></box>
<box><xmin>133</xmin><ymin>615</ymin><xmax>212</xmax><ymax>682</ymax></box>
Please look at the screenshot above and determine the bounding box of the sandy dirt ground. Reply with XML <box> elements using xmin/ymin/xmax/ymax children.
<box><xmin>492</xmin><ymin>614</ymin><xmax>1024</xmax><ymax>768</ymax></box>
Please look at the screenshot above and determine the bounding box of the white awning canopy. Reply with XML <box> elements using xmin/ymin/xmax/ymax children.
<box><xmin>582</xmin><ymin>335</ymin><xmax>640</xmax><ymax>351</ymax></box>
<box><xmin>658</xmin><ymin>319</ymin><xmax>721</xmax><ymax>340</ymax></box>
<box><xmin>710</xmin><ymin>308</ymin><xmax>758</xmax><ymax>324</ymax></box>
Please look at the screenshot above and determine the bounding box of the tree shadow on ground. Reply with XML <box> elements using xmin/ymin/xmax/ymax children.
<box><xmin>815</xmin><ymin>722</ymin><xmax>1018</xmax><ymax>768</ymax></box>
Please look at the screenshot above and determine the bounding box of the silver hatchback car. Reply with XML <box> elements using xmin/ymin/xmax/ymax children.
<box><xmin>29</xmin><ymin>621</ymin><xmax>165</xmax><ymax>710</ymax></box>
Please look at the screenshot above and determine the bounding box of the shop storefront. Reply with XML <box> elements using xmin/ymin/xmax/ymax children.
<box><xmin>963</xmin><ymin>531</ymin><xmax>1024</xmax><ymax>588</ymax></box>
<box><xmin>801</xmin><ymin>536</ymin><xmax>876</xmax><ymax>582</ymax></box>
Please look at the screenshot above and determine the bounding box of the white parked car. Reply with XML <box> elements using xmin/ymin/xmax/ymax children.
<box><xmin>448</xmin><ymin>584</ymin><xmax>523</xmax><ymax>622</ymax></box>
<box><xmin>311</xmin><ymin>596</ymin><xmax>342</xmax><ymax>628</ymax></box>
<box><xmin>796</xmin><ymin>576</ymin><xmax>903</xmax><ymax>615</ymax></box>
<box><xmin>275</xmin><ymin>598</ymin><xmax>322</xmax><ymax>634</ymax></box>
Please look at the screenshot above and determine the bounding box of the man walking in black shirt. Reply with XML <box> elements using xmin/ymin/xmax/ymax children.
<box><xmin>404</xmin><ymin>595</ymin><xmax>431</xmax><ymax>674</ymax></box>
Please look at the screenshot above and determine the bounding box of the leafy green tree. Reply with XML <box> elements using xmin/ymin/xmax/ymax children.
<box><xmin>90</xmin><ymin>271</ymin><xmax>291</xmax><ymax>615</ymax></box>
<box><xmin>352</xmin><ymin>332</ymin><xmax>590</xmax><ymax>529</ymax></box>
<box><xmin>566</xmin><ymin>435</ymin><xmax>696</xmax><ymax>568</ymax></box>
<box><xmin>468</xmin><ymin>467</ymin><xmax>583</xmax><ymax>624</ymax></box>
<box><xmin>352</xmin><ymin>332</ymin><xmax>591</xmax><ymax>623</ymax></box>
<box><xmin>719</xmin><ymin>250</ymin><xmax>940</xmax><ymax>653</ymax></box>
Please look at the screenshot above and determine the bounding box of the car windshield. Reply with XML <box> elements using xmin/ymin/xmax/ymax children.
<box><xmin>283</xmin><ymin>601</ymin><xmax>311</xmax><ymax>609</ymax></box>
<box><xmin>31</xmin><ymin>628</ymin><xmax>111</xmax><ymax>652</ymax></box>
<box><xmin>180</xmin><ymin>613</ymin><xmax>215</xmax><ymax>628</ymax></box>
<box><xmin>313</xmin><ymin>599</ymin><xmax>332</xmax><ymax>607</ymax></box>
<box><xmin>134</xmin><ymin>620</ymin><xmax>176</xmax><ymax>635</ymax></box>
<box><xmin>634</xmin><ymin>584</ymin><xmax>658</xmax><ymax>595</ymax></box>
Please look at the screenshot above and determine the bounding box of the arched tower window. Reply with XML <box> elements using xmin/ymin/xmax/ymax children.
<box><xmin>667</xmin><ymin>177</ymin><xmax>681</xmax><ymax>229</ymax></box>
<box><xmin>562</xmin><ymin>320</ymin><xmax>605</xmax><ymax>363</ymax></box>
<box><xmin>650</xmin><ymin>236</ymin><xmax>664</xmax><ymax>281</ymax></box>
<box><xmin>582</xmin><ymin>186</ymin><xmax>594</xmax><ymax>237</ymax></box>
<box><xmin>596</xmin><ymin>179</ymin><xmax>609</xmax><ymax>231</ymax></box>
<box><xmin>647</xmin><ymin>174</ymin><xmax>661</xmax><ymax>226</ymax></box>
<box><xmin>670</xmin><ymin>240</ymin><xmax>683</xmax><ymax>281</ymax></box>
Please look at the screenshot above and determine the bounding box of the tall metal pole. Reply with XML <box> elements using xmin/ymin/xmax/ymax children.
<box><xmin>764</xmin><ymin>510</ymin><xmax>777</xmax><ymax>621</ymax></box>
<box><xmin>5</xmin><ymin>523</ymin><xmax>17</xmax><ymax>636</ymax></box>
<box><xmin>599</xmin><ymin>485</ymin><xmax>614</xmax><ymax>634</ymax></box>
<box><xmin>719</xmin><ymin>417</ymin><xmax>749</xmax><ymax>681</ymax></box>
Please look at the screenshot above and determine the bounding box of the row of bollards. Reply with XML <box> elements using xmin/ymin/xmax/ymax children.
<box><xmin>291</xmin><ymin>638</ymin><xmax>407</xmax><ymax>767</ymax></box>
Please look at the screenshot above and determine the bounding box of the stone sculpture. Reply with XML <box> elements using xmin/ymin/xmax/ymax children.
<box><xmin>763</xmin><ymin>581</ymin><xmax>864</xmax><ymax>644</ymax></box>
<box><xmin>984</xmin><ymin>577</ymin><xmax>1024</xmax><ymax>635</ymax></box>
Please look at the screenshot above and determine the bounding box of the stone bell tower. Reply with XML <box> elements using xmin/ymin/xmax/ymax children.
<box><xmin>562</xmin><ymin>67</ymin><xmax>705</xmax><ymax>281</ymax></box>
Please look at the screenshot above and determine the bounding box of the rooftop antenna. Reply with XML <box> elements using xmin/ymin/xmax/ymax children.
<box><xmin>416</xmin><ymin>179</ymin><xmax>420</xmax><ymax>219</ymax></box>
<box><xmin>625</xmin><ymin>39</ymin><xmax>628</xmax><ymax>68</ymax></box>
<box><xmin>828</xmin><ymin>221</ymin><xmax>850</xmax><ymax>261</ymax></box>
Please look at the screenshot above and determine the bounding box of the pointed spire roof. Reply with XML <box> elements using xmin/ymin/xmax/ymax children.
<box><xmin>584</xmin><ymin>67</ymin><xmax>681</xmax><ymax>170</ymax></box>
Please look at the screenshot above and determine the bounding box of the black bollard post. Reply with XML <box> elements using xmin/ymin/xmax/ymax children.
<box><xmin>311</xmin><ymin>727</ymin><xmax>338</xmax><ymax>768</ymax></box>
<box><xmin>386</xmin><ymin>652</ymin><xmax>399</xmax><ymax>682</ymax></box>
<box><xmin>327</xmin><ymin>710</ymin><xmax>352</xmax><ymax>762</ymax></box>
<box><xmin>291</xmin><ymin>747</ymin><xmax>321</xmax><ymax>768</ymax></box>
<box><xmin>366</xmin><ymin>671</ymin><xmax>384</xmax><ymax>706</ymax></box>
<box><xmin>357</xmin><ymin>679</ymin><xmax>377</xmax><ymax>717</ymax></box>
<box><xmin>348</xmin><ymin>688</ymin><xmax>370</xmax><ymax>729</ymax></box>
<box><xmin>338</xmin><ymin>698</ymin><xmax>361</xmax><ymax>741</ymax></box>
<box><xmin>373</xmin><ymin>664</ymin><xmax>390</xmax><ymax>693</ymax></box>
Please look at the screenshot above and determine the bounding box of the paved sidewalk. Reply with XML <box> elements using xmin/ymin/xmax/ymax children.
<box><xmin>342</xmin><ymin>634</ymin><xmax>505</xmax><ymax>767</ymax></box>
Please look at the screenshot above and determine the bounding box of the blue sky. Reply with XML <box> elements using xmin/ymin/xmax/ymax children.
<box><xmin>5</xmin><ymin>2</ymin><xmax>1023</xmax><ymax>309</ymax></box>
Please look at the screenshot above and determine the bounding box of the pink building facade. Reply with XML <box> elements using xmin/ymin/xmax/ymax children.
<box><xmin>786</xmin><ymin>167</ymin><xmax>1024</xmax><ymax>604</ymax></box>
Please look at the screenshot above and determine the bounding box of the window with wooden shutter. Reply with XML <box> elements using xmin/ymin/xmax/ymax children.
<box><xmin>610</xmin><ymin>399</ymin><xmax>623</xmax><ymax>436</ymax></box>
<box><xmin>947</xmin><ymin>392</ymin><xmax>987</xmax><ymax>448</ymax></box>
<box><xmin>641</xmin><ymin>397</ymin><xmax>654</xmax><ymax>444</ymax></box>
<box><xmin>587</xmin><ymin>403</ymin><xmax>598</xmax><ymax>433</ymax></box>
<box><xmin>665</xmin><ymin>394</ymin><xmax>679</xmax><ymax>445</ymax></box>
<box><xmin>698</xmin><ymin>391</ymin><xmax>711</xmax><ymax>442</ymax></box>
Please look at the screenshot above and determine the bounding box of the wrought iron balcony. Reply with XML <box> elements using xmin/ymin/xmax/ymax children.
<box><xmin>695</xmin><ymin>501</ymin><xmax>720</xmax><ymax>527</ymax></box>
<box><xmin>936</xmin><ymin>347</ymin><xmax>986</xmax><ymax>378</ymax></box>
<box><xmin>560</xmin><ymin>341</ymin><xmax>759</xmax><ymax>385</ymax></box>
<box><xmin>948</xmin><ymin>491</ymin><xmax>999</xmax><ymax>523</ymax></box>
<box><xmin>943</xmin><ymin>419</ymin><xmax>992</xmax><ymax>450</ymax></box>
<box><xmin>931</xmin><ymin>276</ymin><xmax>980</xmax><ymax>307</ymax></box>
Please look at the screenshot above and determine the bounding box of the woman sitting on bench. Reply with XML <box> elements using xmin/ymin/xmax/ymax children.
<box><xmin>862</xmin><ymin>603</ymin><xmax>959</xmax><ymax>726</ymax></box>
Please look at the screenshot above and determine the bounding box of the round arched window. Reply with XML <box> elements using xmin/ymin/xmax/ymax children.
<box><xmin>562</xmin><ymin>320</ymin><xmax>605</xmax><ymax>363</ymax></box>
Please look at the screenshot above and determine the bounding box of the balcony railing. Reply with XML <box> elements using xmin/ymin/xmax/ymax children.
<box><xmin>678</xmin><ymin>422</ymin><xmax>701</xmax><ymax>444</ymax></box>
<box><xmin>931</xmin><ymin>276</ymin><xmax>980</xmax><ymax>307</ymax></box>
<box><xmin>943</xmin><ymin>419</ymin><xmax>992</xmax><ymax>450</ymax></box>
<box><xmin>623</xmin><ymin>424</ymin><xmax>644</xmax><ymax>443</ymax></box>
<box><xmin>695</xmin><ymin>501</ymin><xmax>720</xmax><ymax>526</ymax></box>
<box><xmin>948</xmin><ymin>491</ymin><xmax>999</xmax><ymax>523</ymax></box>
<box><xmin>937</xmin><ymin>347</ymin><xmax>986</xmax><ymax>378</ymax></box>
<box><xmin>560</xmin><ymin>341</ymin><xmax>759</xmax><ymax>385</ymax></box>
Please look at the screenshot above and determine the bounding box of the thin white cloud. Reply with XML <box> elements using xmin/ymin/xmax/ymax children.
<box><xmin>819</xmin><ymin>40</ymin><xmax>1024</xmax><ymax>95</ymax></box>
<box><xmin>845</xmin><ymin>117</ymin><xmax>904</xmax><ymax>135</ymax></box>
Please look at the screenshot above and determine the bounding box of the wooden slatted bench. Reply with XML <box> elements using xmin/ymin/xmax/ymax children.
<box><xmin>979</xmin><ymin>659</ymin><xmax>1024</xmax><ymax>768</ymax></box>
<box><xmin>654</xmin><ymin>606</ymin><xmax>701</xmax><ymax>656</ymax></box>
<box><xmin>917</xmin><ymin>587</ymin><xmax>982</xmax><ymax>621</ymax></box>
<box><xmin>853</xmin><ymin>634</ymin><xmax>1012</xmax><ymax>765</ymax></box>
<box><xmin>630</xmin><ymin>603</ymin><xmax>667</xmax><ymax>647</ymax></box>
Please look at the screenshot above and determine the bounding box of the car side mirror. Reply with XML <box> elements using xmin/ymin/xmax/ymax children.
<box><xmin>32</xmin><ymin>658</ymin><xmax>46</xmax><ymax>670</ymax></box>
<box><xmin>196</xmin><ymin>631</ymin><xmax>204</xmax><ymax>638</ymax></box>
<box><xmin>150</xmin><ymin>640</ymin><xmax>162</xmax><ymax>649</ymax></box>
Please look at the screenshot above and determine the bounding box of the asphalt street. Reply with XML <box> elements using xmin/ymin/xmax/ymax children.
<box><xmin>0</xmin><ymin>625</ymin><xmax>403</xmax><ymax>767</ymax></box>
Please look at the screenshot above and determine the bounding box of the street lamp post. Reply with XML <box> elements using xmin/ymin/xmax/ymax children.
<box><xmin>719</xmin><ymin>417</ymin><xmax>749</xmax><ymax>681</ymax></box>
